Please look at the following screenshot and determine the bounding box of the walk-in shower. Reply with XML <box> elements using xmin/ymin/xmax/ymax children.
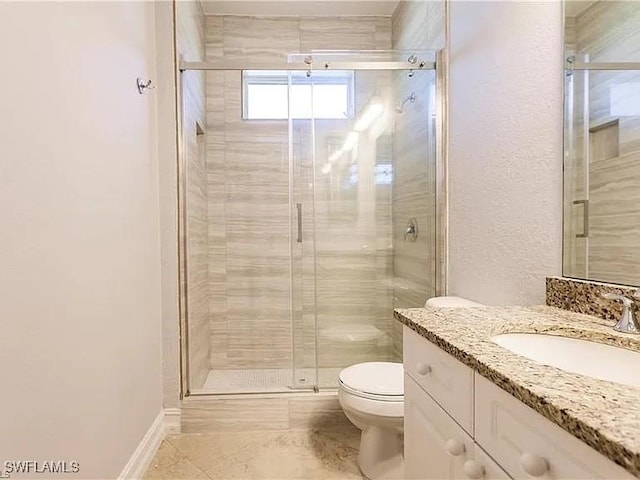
<box><xmin>178</xmin><ymin>49</ymin><xmax>443</xmax><ymax>396</ymax></box>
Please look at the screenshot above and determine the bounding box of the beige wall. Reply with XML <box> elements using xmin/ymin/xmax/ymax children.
<box><xmin>177</xmin><ymin>1</ymin><xmax>211</xmax><ymax>391</ymax></box>
<box><xmin>448</xmin><ymin>2</ymin><xmax>564</xmax><ymax>305</ymax></box>
<box><xmin>0</xmin><ymin>2</ymin><xmax>163</xmax><ymax>477</ymax></box>
<box><xmin>391</xmin><ymin>1</ymin><xmax>445</xmax><ymax>359</ymax></box>
<box><xmin>564</xmin><ymin>2</ymin><xmax>640</xmax><ymax>286</ymax></box>
<box><xmin>203</xmin><ymin>16</ymin><xmax>394</xmax><ymax>376</ymax></box>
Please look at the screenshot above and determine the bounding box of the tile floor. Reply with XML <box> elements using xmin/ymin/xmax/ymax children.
<box><xmin>143</xmin><ymin>423</ymin><xmax>364</xmax><ymax>479</ymax></box>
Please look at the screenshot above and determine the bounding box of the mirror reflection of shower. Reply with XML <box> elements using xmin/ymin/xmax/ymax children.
<box><xmin>396</xmin><ymin>92</ymin><xmax>416</xmax><ymax>113</ymax></box>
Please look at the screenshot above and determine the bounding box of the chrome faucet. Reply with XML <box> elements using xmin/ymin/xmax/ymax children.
<box><xmin>601</xmin><ymin>289</ymin><xmax>640</xmax><ymax>334</ymax></box>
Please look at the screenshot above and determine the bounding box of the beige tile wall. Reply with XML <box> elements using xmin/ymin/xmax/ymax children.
<box><xmin>181</xmin><ymin>394</ymin><xmax>348</xmax><ymax>433</ymax></box>
<box><xmin>177</xmin><ymin>1</ymin><xmax>210</xmax><ymax>390</ymax></box>
<box><xmin>204</xmin><ymin>15</ymin><xmax>395</xmax><ymax>374</ymax></box>
<box><xmin>390</xmin><ymin>1</ymin><xmax>445</xmax><ymax>359</ymax></box>
<box><xmin>564</xmin><ymin>2</ymin><xmax>640</xmax><ymax>286</ymax></box>
<box><xmin>205</xmin><ymin>16</ymin><xmax>291</xmax><ymax>371</ymax></box>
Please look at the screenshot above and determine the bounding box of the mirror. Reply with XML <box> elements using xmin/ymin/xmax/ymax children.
<box><xmin>563</xmin><ymin>0</ymin><xmax>640</xmax><ymax>286</ymax></box>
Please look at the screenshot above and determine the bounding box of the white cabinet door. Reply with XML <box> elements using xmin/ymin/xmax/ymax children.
<box><xmin>405</xmin><ymin>374</ymin><xmax>474</xmax><ymax>480</ymax></box>
<box><xmin>475</xmin><ymin>374</ymin><xmax>635</xmax><ymax>480</ymax></box>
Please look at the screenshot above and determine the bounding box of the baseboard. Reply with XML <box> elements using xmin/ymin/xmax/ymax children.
<box><xmin>118</xmin><ymin>408</ymin><xmax>182</xmax><ymax>480</ymax></box>
<box><xmin>163</xmin><ymin>407</ymin><xmax>182</xmax><ymax>435</ymax></box>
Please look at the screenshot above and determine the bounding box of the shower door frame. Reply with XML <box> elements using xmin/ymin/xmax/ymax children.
<box><xmin>176</xmin><ymin>50</ymin><xmax>448</xmax><ymax>398</ymax></box>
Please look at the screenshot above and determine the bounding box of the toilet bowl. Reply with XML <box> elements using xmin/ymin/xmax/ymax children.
<box><xmin>338</xmin><ymin>296</ymin><xmax>484</xmax><ymax>479</ymax></box>
<box><xmin>338</xmin><ymin>362</ymin><xmax>404</xmax><ymax>479</ymax></box>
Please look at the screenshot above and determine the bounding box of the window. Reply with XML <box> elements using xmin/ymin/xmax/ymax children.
<box><xmin>242</xmin><ymin>70</ymin><xmax>354</xmax><ymax>120</ymax></box>
<box><xmin>348</xmin><ymin>164</ymin><xmax>393</xmax><ymax>187</ymax></box>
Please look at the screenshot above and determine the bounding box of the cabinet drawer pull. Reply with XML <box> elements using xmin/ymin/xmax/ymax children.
<box><xmin>416</xmin><ymin>362</ymin><xmax>432</xmax><ymax>375</ymax></box>
<box><xmin>463</xmin><ymin>460</ymin><xmax>485</xmax><ymax>479</ymax></box>
<box><xmin>520</xmin><ymin>453</ymin><xmax>549</xmax><ymax>477</ymax></box>
<box><xmin>445</xmin><ymin>438</ymin><xmax>466</xmax><ymax>456</ymax></box>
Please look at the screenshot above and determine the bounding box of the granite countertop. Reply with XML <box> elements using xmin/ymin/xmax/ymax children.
<box><xmin>394</xmin><ymin>305</ymin><xmax>640</xmax><ymax>477</ymax></box>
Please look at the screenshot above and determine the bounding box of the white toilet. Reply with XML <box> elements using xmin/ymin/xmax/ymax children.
<box><xmin>338</xmin><ymin>296</ymin><xmax>483</xmax><ymax>479</ymax></box>
<box><xmin>339</xmin><ymin>362</ymin><xmax>404</xmax><ymax>479</ymax></box>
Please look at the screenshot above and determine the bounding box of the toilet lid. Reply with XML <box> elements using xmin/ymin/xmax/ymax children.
<box><xmin>339</xmin><ymin>362</ymin><xmax>404</xmax><ymax>396</ymax></box>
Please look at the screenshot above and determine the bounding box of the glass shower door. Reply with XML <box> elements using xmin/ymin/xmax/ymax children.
<box><xmin>289</xmin><ymin>71</ymin><xmax>319</xmax><ymax>390</ymax></box>
<box><xmin>564</xmin><ymin>61</ymin><xmax>590</xmax><ymax>279</ymax></box>
<box><xmin>289</xmin><ymin>52</ymin><xmax>439</xmax><ymax>390</ymax></box>
<box><xmin>179</xmin><ymin>47</ymin><xmax>439</xmax><ymax>396</ymax></box>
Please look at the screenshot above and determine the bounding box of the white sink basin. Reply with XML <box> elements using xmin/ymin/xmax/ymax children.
<box><xmin>492</xmin><ymin>333</ymin><xmax>640</xmax><ymax>387</ymax></box>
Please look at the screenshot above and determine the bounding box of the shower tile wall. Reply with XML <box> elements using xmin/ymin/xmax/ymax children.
<box><xmin>177</xmin><ymin>1</ymin><xmax>210</xmax><ymax>390</ymax></box>
<box><xmin>204</xmin><ymin>16</ymin><xmax>394</xmax><ymax>372</ymax></box>
<box><xmin>564</xmin><ymin>3</ymin><xmax>640</xmax><ymax>285</ymax></box>
<box><xmin>390</xmin><ymin>1</ymin><xmax>445</xmax><ymax>359</ymax></box>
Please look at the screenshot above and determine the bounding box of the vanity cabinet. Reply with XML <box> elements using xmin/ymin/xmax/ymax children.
<box><xmin>403</xmin><ymin>326</ymin><xmax>635</xmax><ymax>480</ymax></box>
<box><xmin>405</xmin><ymin>374</ymin><xmax>508</xmax><ymax>480</ymax></box>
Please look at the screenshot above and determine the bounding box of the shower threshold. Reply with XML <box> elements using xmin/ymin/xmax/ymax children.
<box><xmin>192</xmin><ymin>367</ymin><xmax>343</xmax><ymax>395</ymax></box>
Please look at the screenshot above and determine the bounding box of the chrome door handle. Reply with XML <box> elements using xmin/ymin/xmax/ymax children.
<box><xmin>573</xmin><ymin>199</ymin><xmax>589</xmax><ymax>238</ymax></box>
<box><xmin>296</xmin><ymin>203</ymin><xmax>302</xmax><ymax>243</ymax></box>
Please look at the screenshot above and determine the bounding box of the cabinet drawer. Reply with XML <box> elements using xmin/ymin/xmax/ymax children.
<box><xmin>404</xmin><ymin>326</ymin><xmax>474</xmax><ymax>433</ymax></box>
<box><xmin>474</xmin><ymin>374</ymin><xmax>634</xmax><ymax>480</ymax></box>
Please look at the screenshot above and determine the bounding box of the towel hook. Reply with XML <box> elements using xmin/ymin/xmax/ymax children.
<box><xmin>137</xmin><ymin>78</ymin><xmax>154</xmax><ymax>95</ymax></box>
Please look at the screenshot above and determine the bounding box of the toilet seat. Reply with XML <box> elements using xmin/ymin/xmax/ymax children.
<box><xmin>339</xmin><ymin>362</ymin><xmax>404</xmax><ymax>401</ymax></box>
<box><xmin>339</xmin><ymin>385</ymin><xmax>404</xmax><ymax>419</ymax></box>
<box><xmin>339</xmin><ymin>382</ymin><xmax>404</xmax><ymax>402</ymax></box>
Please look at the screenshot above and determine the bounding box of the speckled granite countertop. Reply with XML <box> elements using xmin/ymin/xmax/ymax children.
<box><xmin>394</xmin><ymin>305</ymin><xmax>640</xmax><ymax>477</ymax></box>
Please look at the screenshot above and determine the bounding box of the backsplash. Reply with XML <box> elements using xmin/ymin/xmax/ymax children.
<box><xmin>546</xmin><ymin>276</ymin><xmax>638</xmax><ymax>321</ymax></box>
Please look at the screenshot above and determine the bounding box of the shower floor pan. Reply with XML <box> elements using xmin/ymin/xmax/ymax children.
<box><xmin>192</xmin><ymin>367</ymin><xmax>344</xmax><ymax>395</ymax></box>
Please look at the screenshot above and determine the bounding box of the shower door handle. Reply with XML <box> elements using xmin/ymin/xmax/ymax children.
<box><xmin>296</xmin><ymin>203</ymin><xmax>302</xmax><ymax>243</ymax></box>
<box><xmin>573</xmin><ymin>199</ymin><xmax>589</xmax><ymax>238</ymax></box>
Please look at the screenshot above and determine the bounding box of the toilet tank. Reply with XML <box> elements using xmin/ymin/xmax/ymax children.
<box><xmin>425</xmin><ymin>296</ymin><xmax>484</xmax><ymax>308</ymax></box>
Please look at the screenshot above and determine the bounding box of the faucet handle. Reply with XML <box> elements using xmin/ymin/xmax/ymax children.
<box><xmin>601</xmin><ymin>292</ymin><xmax>633</xmax><ymax>308</ymax></box>
<box><xmin>602</xmin><ymin>292</ymin><xmax>640</xmax><ymax>334</ymax></box>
